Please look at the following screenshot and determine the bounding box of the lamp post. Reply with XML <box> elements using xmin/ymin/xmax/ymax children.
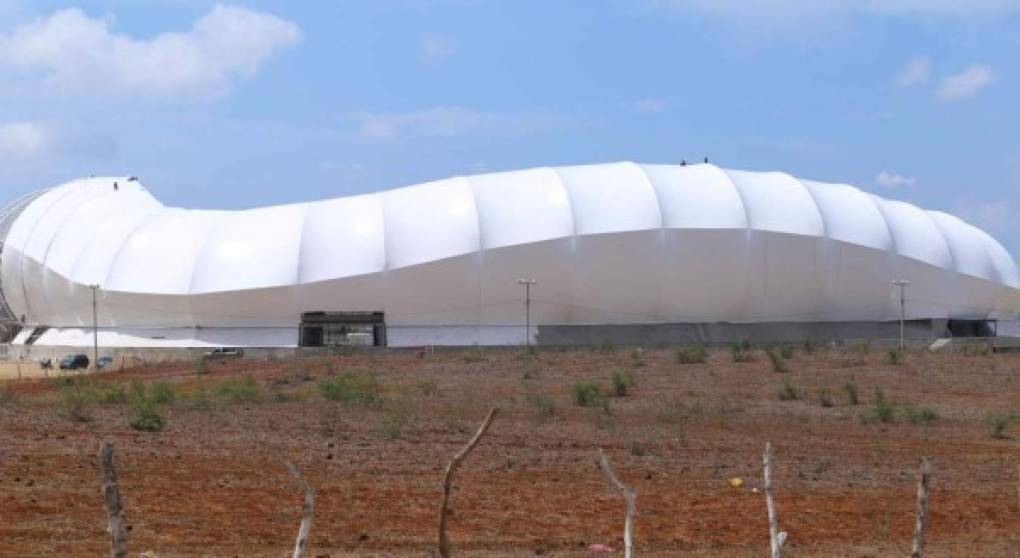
<box><xmin>892</xmin><ymin>280</ymin><xmax>910</xmax><ymax>352</ymax></box>
<box><xmin>516</xmin><ymin>278</ymin><xmax>537</xmax><ymax>347</ymax></box>
<box><xmin>91</xmin><ymin>284</ymin><xmax>99</xmax><ymax>370</ymax></box>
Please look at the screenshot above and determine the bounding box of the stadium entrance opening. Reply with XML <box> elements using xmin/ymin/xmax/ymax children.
<box><xmin>299</xmin><ymin>311</ymin><xmax>386</xmax><ymax>347</ymax></box>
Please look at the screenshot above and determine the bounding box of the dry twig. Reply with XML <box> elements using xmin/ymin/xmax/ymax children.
<box><xmin>437</xmin><ymin>407</ymin><xmax>498</xmax><ymax>558</ymax></box>
<box><xmin>599</xmin><ymin>449</ymin><xmax>637</xmax><ymax>558</ymax></box>
<box><xmin>99</xmin><ymin>441</ymin><xmax>128</xmax><ymax>558</ymax></box>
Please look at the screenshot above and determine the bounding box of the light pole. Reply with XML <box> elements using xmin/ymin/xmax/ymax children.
<box><xmin>892</xmin><ymin>280</ymin><xmax>910</xmax><ymax>352</ymax></box>
<box><xmin>91</xmin><ymin>284</ymin><xmax>99</xmax><ymax>370</ymax></box>
<box><xmin>516</xmin><ymin>278</ymin><xmax>537</xmax><ymax>347</ymax></box>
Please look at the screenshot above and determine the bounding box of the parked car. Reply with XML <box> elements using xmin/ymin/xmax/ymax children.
<box><xmin>59</xmin><ymin>354</ymin><xmax>90</xmax><ymax>370</ymax></box>
<box><xmin>96</xmin><ymin>356</ymin><xmax>114</xmax><ymax>370</ymax></box>
<box><xmin>204</xmin><ymin>347</ymin><xmax>244</xmax><ymax>360</ymax></box>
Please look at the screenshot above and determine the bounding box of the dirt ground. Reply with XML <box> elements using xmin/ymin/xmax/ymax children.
<box><xmin>1</xmin><ymin>344</ymin><xmax>1018</xmax><ymax>557</ymax></box>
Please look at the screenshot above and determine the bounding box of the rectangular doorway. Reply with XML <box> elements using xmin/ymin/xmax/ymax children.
<box><xmin>299</xmin><ymin>311</ymin><xmax>386</xmax><ymax>347</ymax></box>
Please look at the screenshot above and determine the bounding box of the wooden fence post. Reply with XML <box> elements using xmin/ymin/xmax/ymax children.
<box><xmin>98</xmin><ymin>441</ymin><xmax>128</xmax><ymax>558</ymax></box>
<box><xmin>599</xmin><ymin>449</ymin><xmax>637</xmax><ymax>558</ymax></box>
<box><xmin>910</xmin><ymin>458</ymin><xmax>931</xmax><ymax>558</ymax></box>
<box><xmin>763</xmin><ymin>442</ymin><xmax>786</xmax><ymax>558</ymax></box>
<box><xmin>283</xmin><ymin>459</ymin><xmax>316</xmax><ymax>558</ymax></box>
<box><xmin>437</xmin><ymin>407</ymin><xmax>498</xmax><ymax>558</ymax></box>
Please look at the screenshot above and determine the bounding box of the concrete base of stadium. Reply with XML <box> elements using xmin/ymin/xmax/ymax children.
<box><xmin>535</xmin><ymin>319</ymin><xmax>956</xmax><ymax>346</ymax></box>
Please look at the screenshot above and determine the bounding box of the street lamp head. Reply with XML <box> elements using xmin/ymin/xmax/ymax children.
<box><xmin>516</xmin><ymin>278</ymin><xmax>537</xmax><ymax>285</ymax></box>
<box><xmin>892</xmin><ymin>280</ymin><xmax>911</xmax><ymax>287</ymax></box>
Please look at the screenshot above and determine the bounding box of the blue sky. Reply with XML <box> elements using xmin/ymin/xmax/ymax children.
<box><xmin>1</xmin><ymin>1</ymin><xmax>1018</xmax><ymax>257</ymax></box>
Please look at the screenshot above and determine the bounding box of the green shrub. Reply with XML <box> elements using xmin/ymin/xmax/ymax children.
<box><xmin>989</xmin><ymin>413</ymin><xmax>1013</xmax><ymax>439</ymax></box>
<box><xmin>380</xmin><ymin>399</ymin><xmax>415</xmax><ymax>440</ymax></box>
<box><xmin>149</xmin><ymin>381</ymin><xmax>177</xmax><ymax>404</ymax></box>
<box><xmin>61</xmin><ymin>387</ymin><xmax>91</xmax><ymax>422</ymax></box>
<box><xmin>817</xmin><ymin>388</ymin><xmax>833</xmax><ymax>408</ymax></box>
<box><xmin>766</xmin><ymin>347</ymin><xmax>788</xmax><ymax>373</ymax></box>
<box><xmin>676</xmin><ymin>344</ymin><xmax>707</xmax><ymax>364</ymax></box>
<box><xmin>843</xmin><ymin>379</ymin><xmax>859</xmax><ymax>405</ymax></box>
<box><xmin>780</xmin><ymin>345</ymin><xmax>795</xmax><ymax>359</ymax></box>
<box><xmin>462</xmin><ymin>345</ymin><xmax>484</xmax><ymax>363</ymax></box>
<box><xmin>778</xmin><ymin>375</ymin><xmax>799</xmax><ymax>401</ymax></box>
<box><xmin>194</xmin><ymin>357</ymin><xmax>208</xmax><ymax>375</ymax></box>
<box><xmin>525</xmin><ymin>392</ymin><xmax>557</xmax><ymax>419</ymax></box>
<box><xmin>214</xmin><ymin>375</ymin><xmax>262</xmax><ymax>403</ymax></box>
<box><xmin>572</xmin><ymin>381</ymin><xmax>608</xmax><ymax>410</ymax></box>
<box><xmin>732</xmin><ymin>341</ymin><xmax>754</xmax><ymax>363</ymax></box>
<box><xmin>610</xmin><ymin>369</ymin><xmax>634</xmax><ymax>397</ymax></box>
<box><xmin>97</xmin><ymin>383</ymin><xmax>127</xmax><ymax>405</ymax></box>
<box><xmin>902</xmin><ymin>404</ymin><xmax>938</xmax><ymax>425</ymax></box>
<box><xmin>317</xmin><ymin>369</ymin><xmax>380</xmax><ymax>406</ymax></box>
<box><xmin>802</xmin><ymin>339</ymin><xmax>818</xmax><ymax>354</ymax></box>
<box><xmin>868</xmin><ymin>388</ymin><xmax>895</xmax><ymax>424</ymax></box>
<box><xmin>0</xmin><ymin>385</ymin><xmax>15</xmax><ymax>407</ymax></box>
<box><xmin>887</xmin><ymin>349</ymin><xmax>906</xmax><ymax>365</ymax></box>
<box><xmin>128</xmin><ymin>396</ymin><xmax>166</xmax><ymax>432</ymax></box>
<box><xmin>598</xmin><ymin>339</ymin><xmax>616</xmax><ymax>354</ymax></box>
<box><xmin>54</xmin><ymin>376</ymin><xmax>75</xmax><ymax>390</ymax></box>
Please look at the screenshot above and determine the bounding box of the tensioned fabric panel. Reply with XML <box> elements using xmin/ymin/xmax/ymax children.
<box><xmin>105</xmin><ymin>209</ymin><xmax>221</xmax><ymax>295</ymax></box>
<box><xmin>381</xmin><ymin>177</ymin><xmax>479</xmax><ymax>270</ymax></box>
<box><xmin>1</xmin><ymin>164</ymin><xmax>1018</xmax><ymax>330</ymax></box>
<box><xmin>190</xmin><ymin>203</ymin><xmax>307</xmax><ymax>294</ymax></box>
<box><xmin>640</xmin><ymin>164</ymin><xmax>747</xmax><ymax>230</ymax></box>
<box><xmin>298</xmin><ymin>193</ymin><xmax>386</xmax><ymax>283</ymax></box>
<box><xmin>469</xmin><ymin>167</ymin><xmax>574</xmax><ymax>250</ymax></box>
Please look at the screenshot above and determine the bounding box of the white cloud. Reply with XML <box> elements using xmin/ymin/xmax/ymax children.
<box><xmin>0</xmin><ymin>5</ymin><xmax>301</xmax><ymax>100</ymax></box>
<box><xmin>634</xmin><ymin>99</ymin><xmax>667</xmax><ymax>114</ymax></box>
<box><xmin>349</xmin><ymin>107</ymin><xmax>569</xmax><ymax>140</ymax></box>
<box><xmin>897</xmin><ymin>56</ymin><xmax>931</xmax><ymax>87</ymax></box>
<box><xmin>936</xmin><ymin>65</ymin><xmax>995</xmax><ymax>101</ymax></box>
<box><xmin>421</xmin><ymin>33</ymin><xmax>457</xmax><ymax>65</ymax></box>
<box><xmin>875</xmin><ymin>170</ymin><xmax>916</xmax><ymax>189</ymax></box>
<box><xmin>0</xmin><ymin>121</ymin><xmax>48</xmax><ymax>158</ymax></box>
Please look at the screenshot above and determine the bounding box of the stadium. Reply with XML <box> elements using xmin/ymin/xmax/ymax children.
<box><xmin>1</xmin><ymin>161</ymin><xmax>1018</xmax><ymax>349</ymax></box>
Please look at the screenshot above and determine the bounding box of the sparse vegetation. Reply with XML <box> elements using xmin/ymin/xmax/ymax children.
<box><xmin>843</xmin><ymin>379</ymin><xmax>859</xmax><ymax>405</ymax></box>
<box><xmin>0</xmin><ymin>385</ymin><xmax>15</xmax><ymax>406</ymax></box>
<box><xmin>610</xmin><ymin>368</ymin><xmax>634</xmax><ymax>397</ymax></box>
<box><xmin>463</xmin><ymin>345</ymin><xmax>484</xmax><ymax>363</ymax></box>
<box><xmin>214</xmin><ymin>375</ymin><xmax>262</xmax><ymax>403</ymax></box>
<box><xmin>961</xmin><ymin>343</ymin><xmax>992</xmax><ymax>357</ymax></box>
<box><xmin>778</xmin><ymin>375</ymin><xmax>799</xmax><ymax>401</ymax></box>
<box><xmin>417</xmin><ymin>378</ymin><xmax>440</xmax><ymax>396</ymax></box>
<box><xmin>988</xmin><ymin>413</ymin><xmax>1013</xmax><ymax>439</ymax></box>
<box><xmin>380</xmin><ymin>398</ymin><xmax>415</xmax><ymax>440</ymax></box>
<box><xmin>887</xmin><ymin>349</ymin><xmax>906</xmax><ymax>365</ymax></box>
<box><xmin>572</xmin><ymin>381</ymin><xmax>608</xmax><ymax>410</ymax></box>
<box><xmin>598</xmin><ymin>339</ymin><xmax>616</xmax><ymax>354</ymax></box>
<box><xmin>676</xmin><ymin>344</ymin><xmax>707</xmax><ymax>364</ymax></box>
<box><xmin>731</xmin><ymin>340</ymin><xmax>754</xmax><ymax>363</ymax></box>
<box><xmin>128</xmin><ymin>395</ymin><xmax>166</xmax><ymax>432</ymax></box>
<box><xmin>149</xmin><ymin>381</ymin><xmax>177</xmax><ymax>404</ymax></box>
<box><xmin>902</xmin><ymin>403</ymin><xmax>938</xmax><ymax>425</ymax></box>
<box><xmin>318</xmin><ymin>369</ymin><xmax>380</xmax><ymax>406</ymax></box>
<box><xmin>817</xmin><ymin>388</ymin><xmax>833</xmax><ymax>408</ymax></box>
<box><xmin>193</xmin><ymin>356</ymin><xmax>208</xmax><ymax>375</ymax></box>
<box><xmin>525</xmin><ymin>391</ymin><xmax>557</xmax><ymax>419</ymax></box>
<box><xmin>766</xmin><ymin>347</ymin><xmax>788</xmax><ymax>372</ymax></box>
<box><xmin>865</xmin><ymin>388</ymin><xmax>895</xmax><ymax>424</ymax></box>
<box><xmin>780</xmin><ymin>345</ymin><xmax>794</xmax><ymax>359</ymax></box>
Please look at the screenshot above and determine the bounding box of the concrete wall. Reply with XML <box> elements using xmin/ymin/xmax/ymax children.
<box><xmin>535</xmin><ymin>320</ymin><xmax>947</xmax><ymax>346</ymax></box>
